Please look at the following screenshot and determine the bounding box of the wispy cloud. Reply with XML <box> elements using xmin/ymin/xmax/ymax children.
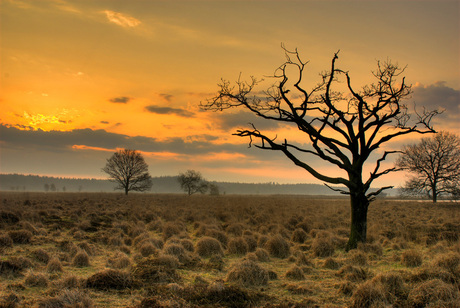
<box><xmin>103</xmin><ymin>10</ymin><xmax>141</xmax><ymax>28</ymax></box>
<box><xmin>145</xmin><ymin>105</ymin><xmax>195</xmax><ymax>118</ymax></box>
<box><xmin>109</xmin><ymin>96</ymin><xmax>131</xmax><ymax>104</ymax></box>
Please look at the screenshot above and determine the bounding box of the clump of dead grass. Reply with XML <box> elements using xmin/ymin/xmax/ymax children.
<box><xmin>407</xmin><ymin>279</ymin><xmax>459</xmax><ymax>307</ymax></box>
<box><xmin>401</xmin><ymin>249</ymin><xmax>423</xmax><ymax>267</ymax></box>
<box><xmin>196</xmin><ymin>236</ymin><xmax>224</xmax><ymax>258</ymax></box>
<box><xmin>226</xmin><ymin>259</ymin><xmax>269</xmax><ymax>287</ymax></box>
<box><xmin>311</xmin><ymin>232</ymin><xmax>335</xmax><ymax>257</ymax></box>
<box><xmin>350</xmin><ymin>280</ymin><xmax>388</xmax><ymax>308</ymax></box>
<box><xmin>72</xmin><ymin>250</ymin><xmax>90</xmax><ymax>267</ymax></box>
<box><xmin>24</xmin><ymin>271</ymin><xmax>49</xmax><ymax>287</ymax></box>
<box><xmin>285</xmin><ymin>265</ymin><xmax>305</xmax><ymax>280</ymax></box>
<box><xmin>46</xmin><ymin>257</ymin><xmax>63</xmax><ymax>273</ymax></box>
<box><xmin>227</xmin><ymin>237</ymin><xmax>249</xmax><ymax>255</ymax></box>
<box><xmin>86</xmin><ymin>269</ymin><xmax>133</xmax><ymax>290</ymax></box>
<box><xmin>38</xmin><ymin>289</ymin><xmax>93</xmax><ymax>308</ymax></box>
<box><xmin>264</xmin><ymin>234</ymin><xmax>290</xmax><ymax>259</ymax></box>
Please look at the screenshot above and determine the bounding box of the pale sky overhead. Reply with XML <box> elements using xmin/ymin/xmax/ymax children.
<box><xmin>1</xmin><ymin>0</ymin><xmax>459</xmax><ymax>188</ymax></box>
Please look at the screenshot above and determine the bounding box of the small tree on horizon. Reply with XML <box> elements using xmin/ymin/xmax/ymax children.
<box><xmin>102</xmin><ymin>149</ymin><xmax>153</xmax><ymax>195</ymax></box>
<box><xmin>178</xmin><ymin>170</ymin><xmax>209</xmax><ymax>195</ymax></box>
<box><xmin>202</xmin><ymin>46</ymin><xmax>439</xmax><ymax>250</ymax></box>
<box><xmin>396</xmin><ymin>131</ymin><xmax>460</xmax><ymax>202</ymax></box>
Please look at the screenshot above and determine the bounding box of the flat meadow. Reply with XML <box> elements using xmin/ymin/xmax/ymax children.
<box><xmin>0</xmin><ymin>192</ymin><xmax>459</xmax><ymax>307</ymax></box>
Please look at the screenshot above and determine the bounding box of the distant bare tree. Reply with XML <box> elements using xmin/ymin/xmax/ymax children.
<box><xmin>178</xmin><ymin>170</ymin><xmax>209</xmax><ymax>195</ymax></box>
<box><xmin>102</xmin><ymin>149</ymin><xmax>153</xmax><ymax>195</ymax></box>
<box><xmin>396</xmin><ymin>131</ymin><xmax>460</xmax><ymax>202</ymax></box>
<box><xmin>44</xmin><ymin>183</ymin><xmax>50</xmax><ymax>192</ymax></box>
<box><xmin>202</xmin><ymin>46</ymin><xmax>439</xmax><ymax>250</ymax></box>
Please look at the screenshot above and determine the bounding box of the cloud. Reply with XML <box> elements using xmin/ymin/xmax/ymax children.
<box><xmin>103</xmin><ymin>10</ymin><xmax>141</xmax><ymax>28</ymax></box>
<box><xmin>410</xmin><ymin>82</ymin><xmax>460</xmax><ymax>131</ymax></box>
<box><xmin>100</xmin><ymin>121</ymin><xmax>109</xmax><ymax>124</ymax></box>
<box><xmin>216</xmin><ymin>110</ymin><xmax>282</xmax><ymax>131</ymax></box>
<box><xmin>109</xmin><ymin>96</ymin><xmax>131</xmax><ymax>104</ymax></box>
<box><xmin>145</xmin><ymin>105</ymin><xmax>195</xmax><ymax>118</ymax></box>
<box><xmin>411</xmin><ymin>81</ymin><xmax>460</xmax><ymax>114</ymax></box>
<box><xmin>160</xmin><ymin>93</ymin><xmax>174</xmax><ymax>102</ymax></box>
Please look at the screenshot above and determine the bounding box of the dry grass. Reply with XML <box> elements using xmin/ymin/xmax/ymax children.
<box><xmin>0</xmin><ymin>192</ymin><xmax>458</xmax><ymax>307</ymax></box>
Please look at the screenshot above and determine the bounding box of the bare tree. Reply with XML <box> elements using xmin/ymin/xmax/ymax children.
<box><xmin>202</xmin><ymin>47</ymin><xmax>439</xmax><ymax>250</ymax></box>
<box><xmin>102</xmin><ymin>149</ymin><xmax>153</xmax><ymax>195</ymax></box>
<box><xmin>178</xmin><ymin>170</ymin><xmax>209</xmax><ymax>195</ymax></box>
<box><xmin>396</xmin><ymin>131</ymin><xmax>460</xmax><ymax>202</ymax></box>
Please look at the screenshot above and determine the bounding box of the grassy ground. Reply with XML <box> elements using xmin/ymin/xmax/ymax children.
<box><xmin>0</xmin><ymin>192</ymin><xmax>459</xmax><ymax>307</ymax></box>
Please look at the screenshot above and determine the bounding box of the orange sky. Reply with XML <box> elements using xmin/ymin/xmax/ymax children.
<box><xmin>1</xmin><ymin>0</ymin><xmax>459</xmax><ymax>190</ymax></box>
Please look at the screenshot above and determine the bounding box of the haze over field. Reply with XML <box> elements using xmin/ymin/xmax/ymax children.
<box><xmin>1</xmin><ymin>0</ymin><xmax>459</xmax><ymax>187</ymax></box>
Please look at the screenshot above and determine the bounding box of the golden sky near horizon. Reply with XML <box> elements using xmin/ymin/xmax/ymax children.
<box><xmin>1</xmin><ymin>0</ymin><xmax>459</xmax><ymax>188</ymax></box>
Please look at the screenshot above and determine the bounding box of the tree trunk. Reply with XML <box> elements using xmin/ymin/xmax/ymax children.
<box><xmin>125</xmin><ymin>186</ymin><xmax>129</xmax><ymax>195</ymax></box>
<box><xmin>432</xmin><ymin>183</ymin><xmax>437</xmax><ymax>203</ymax></box>
<box><xmin>346</xmin><ymin>190</ymin><xmax>369</xmax><ymax>251</ymax></box>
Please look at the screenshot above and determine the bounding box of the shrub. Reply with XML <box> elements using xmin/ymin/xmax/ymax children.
<box><xmin>8</xmin><ymin>230</ymin><xmax>33</xmax><ymax>244</ymax></box>
<box><xmin>227</xmin><ymin>237</ymin><xmax>249</xmax><ymax>255</ymax></box>
<box><xmin>87</xmin><ymin>269</ymin><xmax>133</xmax><ymax>290</ymax></box>
<box><xmin>291</xmin><ymin>228</ymin><xmax>308</xmax><ymax>243</ymax></box>
<box><xmin>285</xmin><ymin>265</ymin><xmax>305</xmax><ymax>280</ymax></box>
<box><xmin>196</xmin><ymin>237</ymin><xmax>224</xmax><ymax>258</ymax></box>
<box><xmin>226</xmin><ymin>260</ymin><xmax>269</xmax><ymax>287</ymax></box>
<box><xmin>311</xmin><ymin>234</ymin><xmax>335</xmax><ymax>257</ymax></box>
<box><xmin>407</xmin><ymin>279</ymin><xmax>459</xmax><ymax>307</ymax></box>
<box><xmin>265</xmin><ymin>235</ymin><xmax>290</xmax><ymax>259</ymax></box>
<box><xmin>350</xmin><ymin>280</ymin><xmax>388</xmax><ymax>308</ymax></box>
<box><xmin>46</xmin><ymin>257</ymin><xmax>63</xmax><ymax>273</ymax></box>
<box><xmin>401</xmin><ymin>249</ymin><xmax>423</xmax><ymax>267</ymax></box>
<box><xmin>72</xmin><ymin>250</ymin><xmax>90</xmax><ymax>267</ymax></box>
<box><xmin>24</xmin><ymin>271</ymin><xmax>49</xmax><ymax>287</ymax></box>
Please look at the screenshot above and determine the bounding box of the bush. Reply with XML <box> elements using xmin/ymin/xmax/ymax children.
<box><xmin>226</xmin><ymin>260</ymin><xmax>269</xmax><ymax>287</ymax></box>
<box><xmin>86</xmin><ymin>269</ymin><xmax>133</xmax><ymax>290</ymax></box>
<box><xmin>264</xmin><ymin>235</ymin><xmax>290</xmax><ymax>259</ymax></box>
<box><xmin>8</xmin><ymin>230</ymin><xmax>33</xmax><ymax>244</ymax></box>
<box><xmin>196</xmin><ymin>237</ymin><xmax>224</xmax><ymax>258</ymax></box>
<box><xmin>407</xmin><ymin>279</ymin><xmax>459</xmax><ymax>307</ymax></box>
<box><xmin>401</xmin><ymin>249</ymin><xmax>423</xmax><ymax>267</ymax></box>
<box><xmin>285</xmin><ymin>265</ymin><xmax>305</xmax><ymax>280</ymax></box>
<box><xmin>227</xmin><ymin>237</ymin><xmax>249</xmax><ymax>255</ymax></box>
<box><xmin>72</xmin><ymin>250</ymin><xmax>90</xmax><ymax>267</ymax></box>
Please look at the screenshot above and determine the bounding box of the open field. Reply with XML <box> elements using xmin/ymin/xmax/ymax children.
<box><xmin>0</xmin><ymin>192</ymin><xmax>459</xmax><ymax>307</ymax></box>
